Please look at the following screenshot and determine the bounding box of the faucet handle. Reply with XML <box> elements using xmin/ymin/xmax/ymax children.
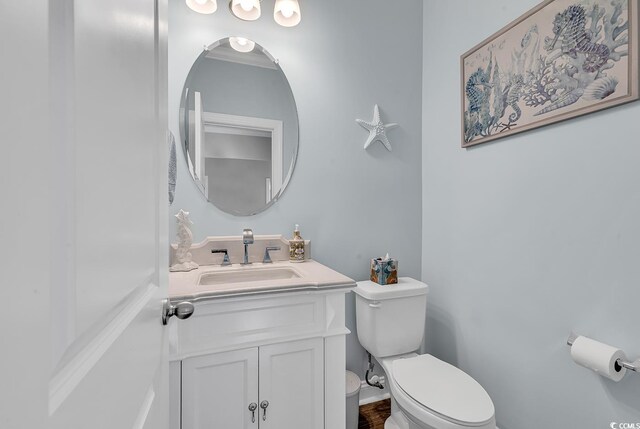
<box><xmin>263</xmin><ymin>246</ymin><xmax>281</xmax><ymax>264</ymax></box>
<box><xmin>243</xmin><ymin>228</ymin><xmax>254</xmax><ymax>245</ymax></box>
<box><xmin>211</xmin><ymin>249</ymin><xmax>231</xmax><ymax>266</ymax></box>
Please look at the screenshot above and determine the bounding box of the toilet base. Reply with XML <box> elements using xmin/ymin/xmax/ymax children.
<box><xmin>386</xmin><ymin>413</ymin><xmax>434</xmax><ymax>429</ymax></box>
<box><xmin>384</xmin><ymin>397</ymin><xmax>414</xmax><ymax>429</ymax></box>
<box><xmin>384</xmin><ymin>415</ymin><xmax>402</xmax><ymax>429</ymax></box>
<box><xmin>386</xmin><ymin>411</ymin><xmax>439</xmax><ymax>429</ymax></box>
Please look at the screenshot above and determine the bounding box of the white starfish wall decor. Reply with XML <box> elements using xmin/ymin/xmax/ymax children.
<box><xmin>356</xmin><ymin>104</ymin><xmax>398</xmax><ymax>151</ymax></box>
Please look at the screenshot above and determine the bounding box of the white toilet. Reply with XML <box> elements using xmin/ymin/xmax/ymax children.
<box><xmin>354</xmin><ymin>278</ymin><xmax>496</xmax><ymax>429</ymax></box>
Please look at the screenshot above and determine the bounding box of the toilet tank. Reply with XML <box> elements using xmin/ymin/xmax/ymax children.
<box><xmin>354</xmin><ymin>278</ymin><xmax>428</xmax><ymax>358</ymax></box>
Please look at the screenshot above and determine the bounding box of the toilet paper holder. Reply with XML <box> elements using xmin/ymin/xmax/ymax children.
<box><xmin>567</xmin><ymin>332</ymin><xmax>640</xmax><ymax>373</ymax></box>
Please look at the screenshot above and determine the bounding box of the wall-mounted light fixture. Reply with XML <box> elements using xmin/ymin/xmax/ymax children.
<box><xmin>274</xmin><ymin>0</ymin><xmax>300</xmax><ymax>27</ymax></box>
<box><xmin>229</xmin><ymin>37</ymin><xmax>256</xmax><ymax>53</ymax></box>
<box><xmin>186</xmin><ymin>0</ymin><xmax>218</xmax><ymax>14</ymax></box>
<box><xmin>229</xmin><ymin>0</ymin><xmax>261</xmax><ymax>21</ymax></box>
<box><xmin>187</xmin><ymin>0</ymin><xmax>301</xmax><ymax>28</ymax></box>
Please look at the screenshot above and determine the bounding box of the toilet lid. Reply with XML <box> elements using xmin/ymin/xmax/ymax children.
<box><xmin>392</xmin><ymin>355</ymin><xmax>494</xmax><ymax>426</ymax></box>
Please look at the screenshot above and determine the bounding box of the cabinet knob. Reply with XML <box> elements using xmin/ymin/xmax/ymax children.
<box><xmin>260</xmin><ymin>400</ymin><xmax>269</xmax><ymax>421</ymax></box>
<box><xmin>248</xmin><ymin>402</ymin><xmax>257</xmax><ymax>423</ymax></box>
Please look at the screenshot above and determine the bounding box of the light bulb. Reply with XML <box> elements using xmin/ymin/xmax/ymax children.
<box><xmin>186</xmin><ymin>0</ymin><xmax>217</xmax><ymax>14</ymax></box>
<box><xmin>229</xmin><ymin>0</ymin><xmax>261</xmax><ymax>21</ymax></box>
<box><xmin>280</xmin><ymin>2</ymin><xmax>294</xmax><ymax>18</ymax></box>
<box><xmin>229</xmin><ymin>36</ymin><xmax>255</xmax><ymax>53</ymax></box>
<box><xmin>273</xmin><ymin>0</ymin><xmax>300</xmax><ymax>27</ymax></box>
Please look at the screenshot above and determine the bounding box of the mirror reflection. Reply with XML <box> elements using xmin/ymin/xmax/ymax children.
<box><xmin>180</xmin><ymin>37</ymin><xmax>299</xmax><ymax>216</ymax></box>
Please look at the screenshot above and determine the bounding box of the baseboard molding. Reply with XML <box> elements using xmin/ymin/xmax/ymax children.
<box><xmin>359</xmin><ymin>376</ymin><xmax>391</xmax><ymax>405</ymax></box>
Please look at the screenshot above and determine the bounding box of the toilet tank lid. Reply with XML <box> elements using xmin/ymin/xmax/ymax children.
<box><xmin>354</xmin><ymin>277</ymin><xmax>428</xmax><ymax>301</ymax></box>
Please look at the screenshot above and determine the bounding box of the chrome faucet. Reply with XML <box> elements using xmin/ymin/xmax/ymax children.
<box><xmin>242</xmin><ymin>229</ymin><xmax>254</xmax><ymax>265</ymax></box>
<box><xmin>211</xmin><ymin>248</ymin><xmax>231</xmax><ymax>266</ymax></box>
<box><xmin>263</xmin><ymin>246</ymin><xmax>281</xmax><ymax>264</ymax></box>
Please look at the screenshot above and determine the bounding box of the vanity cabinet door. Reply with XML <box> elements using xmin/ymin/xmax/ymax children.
<box><xmin>182</xmin><ymin>348</ymin><xmax>259</xmax><ymax>429</ymax></box>
<box><xmin>258</xmin><ymin>338</ymin><xmax>324</xmax><ymax>429</ymax></box>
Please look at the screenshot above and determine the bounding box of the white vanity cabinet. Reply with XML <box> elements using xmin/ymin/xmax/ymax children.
<box><xmin>169</xmin><ymin>287</ymin><xmax>352</xmax><ymax>429</ymax></box>
<box><xmin>182</xmin><ymin>338</ymin><xmax>324</xmax><ymax>429</ymax></box>
<box><xmin>258</xmin><ymin>338</ymin><xmax>324</xmax><ymax>429</ymax></box>
<box><xmin>182</xmin><ymin>348</ymin><xmax>258</xmax><ymax>429</ymax></box>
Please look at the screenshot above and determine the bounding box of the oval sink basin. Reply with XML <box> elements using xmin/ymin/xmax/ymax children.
<box><xmin>198</xmin><ymin>266</ymin><xmax>302</xmax><ymax>286</ymax></box>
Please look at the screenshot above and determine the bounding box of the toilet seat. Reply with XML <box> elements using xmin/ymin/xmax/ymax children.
<box><xmin>391</xmin><ymin>354</ymin><xmax>494</xmax><ymax>427</ymax></box>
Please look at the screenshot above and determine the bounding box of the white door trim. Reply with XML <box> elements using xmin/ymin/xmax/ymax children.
<box><xmin>194</xmin><ymin>91</ymin><xmax>205</xmax><ymax>185</ymax></box>
<box><xmin>195</xmin><ymin>110</ymin><xmax>284</xmax><ymax>198</ymax></box>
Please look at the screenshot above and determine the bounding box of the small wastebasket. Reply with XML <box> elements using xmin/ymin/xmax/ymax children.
<box><xmin>346</xmin><ymin>370</ymin><xmax>361</xmax><ymax>429</ymax></box>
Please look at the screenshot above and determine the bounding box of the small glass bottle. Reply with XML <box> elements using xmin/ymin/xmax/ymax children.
<box><xmin>289</xmin><ymin>224</ymin><xmax>305</xmax><ymax>263</ymax></box>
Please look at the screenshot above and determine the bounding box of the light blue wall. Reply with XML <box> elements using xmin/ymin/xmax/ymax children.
<box><xmin>422</xmin><ymin>1</ymin><xmax>640</xmax><ymax>428</ymax></box>
<box><xmin>169</xmin><ymin>0</ymin><xmax>423</xmax><ymax>377</ymax></box>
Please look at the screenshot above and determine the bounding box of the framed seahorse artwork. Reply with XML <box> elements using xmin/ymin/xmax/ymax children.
<box><xmin>461</xmin><ymin>0</ymin><xmax>639</xmax><ymax>147</ymax></box>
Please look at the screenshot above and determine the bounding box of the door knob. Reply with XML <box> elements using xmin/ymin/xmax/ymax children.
<box><xmin>161</xmin><ymin>299</ymin><xmax>194</xmax><ymax>325</ymax></box>
<box><xmin>260</xmin><ymin>400</ymin><xmax>269</xmax><ymax>421</ymax></box>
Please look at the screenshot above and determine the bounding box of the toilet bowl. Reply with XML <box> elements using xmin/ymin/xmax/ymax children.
<box><xmin>354</xmin><ymin>278</ymin><xmax>496</xmax><ymax>429</ymax></box>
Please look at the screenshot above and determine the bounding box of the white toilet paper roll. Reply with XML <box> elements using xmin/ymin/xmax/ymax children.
<box><xmin>570</xmin><ymin>336</ymin><xmax>627</xmax><ymax>382</ymax></box>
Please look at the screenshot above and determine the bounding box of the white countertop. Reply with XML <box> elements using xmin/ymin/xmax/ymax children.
<box><xmin>169</xmin><ymin>259</ymin><xmax>355</xmax><ymax>302</ymax></box>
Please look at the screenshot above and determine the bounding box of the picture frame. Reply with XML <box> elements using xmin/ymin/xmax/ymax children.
<box><xmin>461</xmin><ymin>0</ymin><xmax>639</xmax><ymax>147</ymax></box>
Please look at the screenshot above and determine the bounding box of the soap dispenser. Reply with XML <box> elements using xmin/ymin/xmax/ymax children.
<box><xmin>289</xmin><ymin>224</ymin><xmax>305</xmax><ymax>263</ymax></box>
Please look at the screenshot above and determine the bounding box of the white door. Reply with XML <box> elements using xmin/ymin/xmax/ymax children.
<box><xmin>0</xmin><ymin>0</ymin><xmax>169</xmax><ymax>428</ymax></box>
<box><xmin>182</xmin><ymin>348</ymin><xmax>260</xmax><ymax>429</ymax></box>
<box><xmin>259</xmin><ymin>338</ymin><xmax>325</xmax><ymax>429</ymax></box>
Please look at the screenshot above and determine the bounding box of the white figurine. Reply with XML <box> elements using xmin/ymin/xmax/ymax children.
<box><xmin>170</xmin><ymin>209</ymin><xmax>199</xmax><ymax>272</ymax></box>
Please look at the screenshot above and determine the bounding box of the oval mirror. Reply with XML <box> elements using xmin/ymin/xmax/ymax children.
<box><xmin>179</xmin><ymin>37</ymin><xmax>299</xmax><ymax>216</ymax></box>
